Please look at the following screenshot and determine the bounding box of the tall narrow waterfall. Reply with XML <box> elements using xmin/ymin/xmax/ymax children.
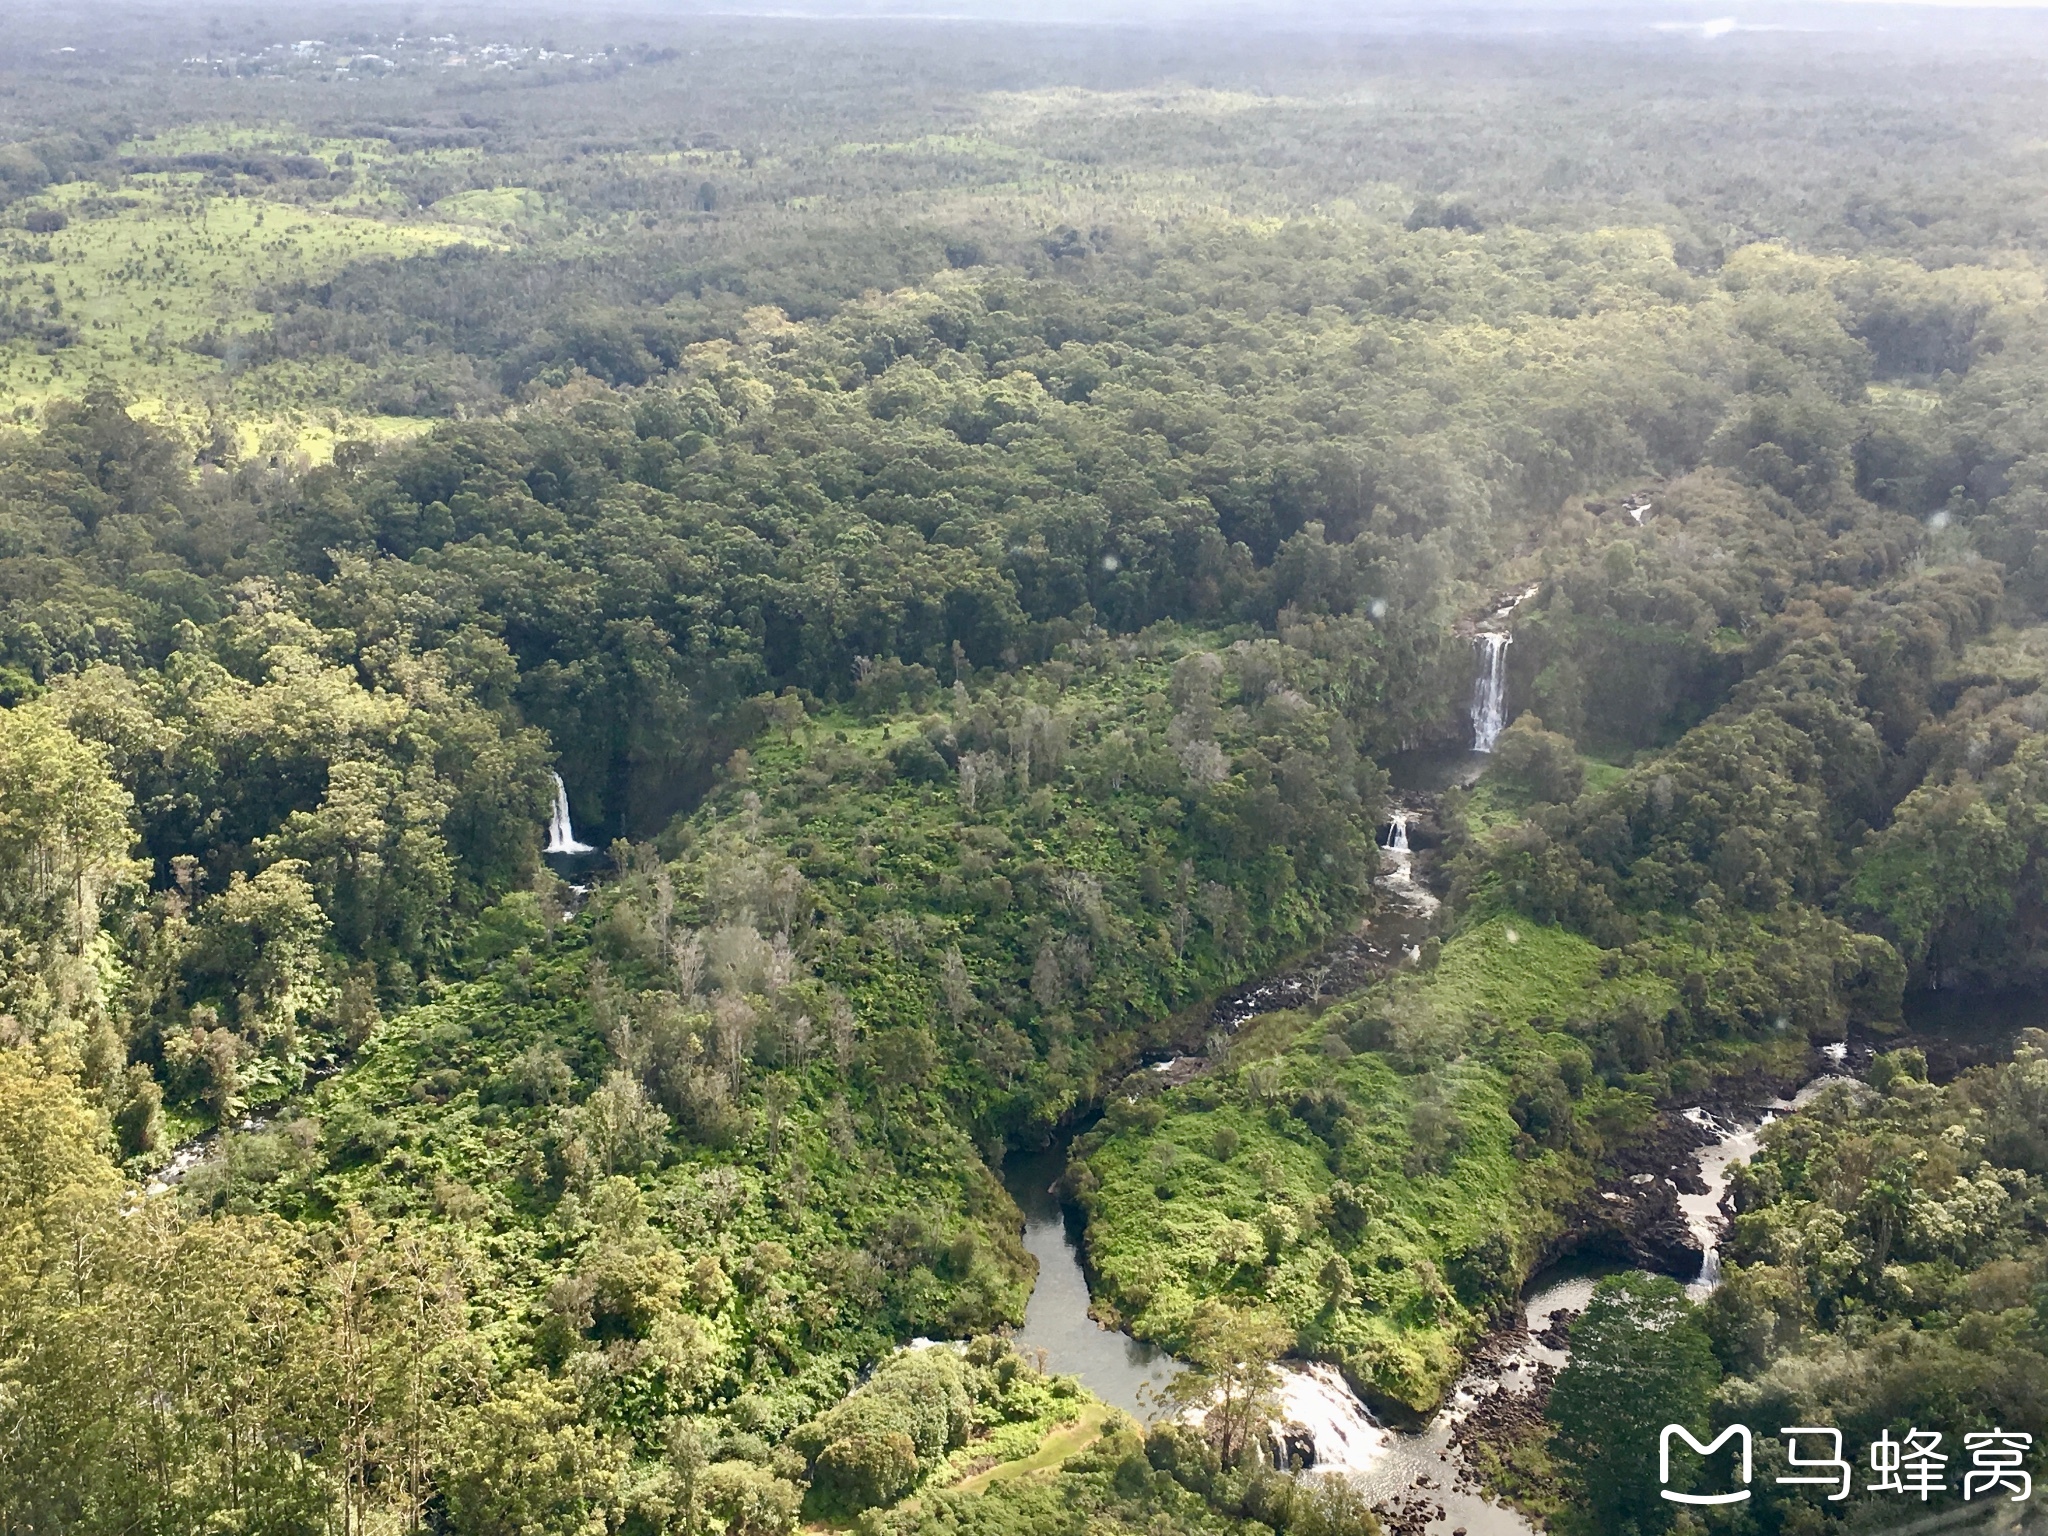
<box><xmin>545</xmin><ymin>772</ymin><xmax>595</xmax><ymax>856</ymax></box>
<box><xmin>1384</xmin><ymin>811</ymin><xmax>1410</xmax><ymax>852</ymax></box>
<box><xmin>1470</xmin><ymin>632</ymin><xmax>1511</xmax><ymax>752</ymax></box>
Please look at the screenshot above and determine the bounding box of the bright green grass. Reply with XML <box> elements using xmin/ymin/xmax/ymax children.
<box><xmin>942</xmin><ymin>1400</ymin><xmax>1118</xmax><ymax>1494</ymax></box>
<box><xmin>1457</xmin><ymin>752</ymin><xmax>1627</xmax><ymax>837</ymax></box>
<box><xmin>121</xmin><ymin>125</ymin><xmax>395</xmax><ymax>161</ymax></box>
<box><xmin>119</xmin><ymin>125</ymin><xmax>490</xmax><ymax>215</ymax></box>
<box><xmin>431</xmin><ymin>186</ymin><xmax>552</xmax><ymax>227</ymax></box>
<box><xmin>1423</xmin><ymin>913</ymin><xmax>1666</xmax><ymax>1027</ymax></box>
<box><xmin>1078</xmin><ymin>915</ymin><xmax>1672</xmax><ymax>1413</ymax></box>
<box><xmin>1450</xmin><ymin>776</ymin><xmax>1523</xmax><ymax>837</ymax></box>
<box><xmin>0</xmin><ymin>143</ymin><xmax>486</xmax><ymax>455</ymax></box>
<box><xmin>1581</xmin><ymin>756</ymin><xmax>1628</xmax><ymax>793</ymax></box>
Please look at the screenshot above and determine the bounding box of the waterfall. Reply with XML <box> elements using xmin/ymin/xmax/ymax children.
<box><xmin>546</xmin><ymin>772</ymin><xmax>595</xmax><ymax>856</ymax></box>
<box><xmin>1678</xmin><ymin>1073</ymin><xmax>1850</xmax><ymax>1299</ymax></box>
<box><xmin>1470</xmin><ymin>631</ymin><xmax>1511</xmax><ymax>752</ymax></box>
<box><xmin>1696</xmin><ymin>1245</ymin><xmax>1723</xmax><ymax>1290</ymax></box>
<box><xmin>1375</xmin><ymin>806</ymin><xmax>1438</xmax><ymax>917</ymax></box>
<box><xmin>1270</xmin><ymin>1363</ymin><xmax>1390</xmax><ymax>1474</ymax></box>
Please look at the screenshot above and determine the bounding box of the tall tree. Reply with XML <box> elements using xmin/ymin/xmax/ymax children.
<box><xmin>1157</xmin><ymin>1300</ymin><xmax>1289</xmax><ymax>1466</ymax></box>
<box><xmin>1547</xmin><ymin>1273</ymin><xmax>1720</xmax><ymax>1535</ymax></box>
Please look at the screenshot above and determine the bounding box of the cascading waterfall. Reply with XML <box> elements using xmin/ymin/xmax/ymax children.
<box><xmin>1470</xmin><ymin>631</ymin><xmax>1511</xmax><ymax>752</ymax></box>
<box><xmin>1270</xmin><ymin>1364</ymin><xmax>1390</xmax><ymax>1474</ymax></box>
<box><xmin>1696</xmin><ymin>1243</ymin><xmax>1723</xmax><ymax>1290</ymax></box>
<box><xmin>1376</xmin><ymin>806</ymin><xmax>1438</xmax><ymax>918</ymax></box>
<box><xmin>1678</xmin><ymin>1066</ymin><xmax>1852</xmax><ymax>1298</ymax></box>
<box><xmin>545</xmin><ymin>772</ymin><xmax>595</xmax><ymax>856</ymax></box>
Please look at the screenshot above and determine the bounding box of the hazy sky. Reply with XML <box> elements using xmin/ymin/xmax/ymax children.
<box><xmin>662</xmin><ymin>0</ymin><xmax>2048</xmax><ymax>24</ymax></box>
<box><xmin>13</xmin><ymin>0</ymin><xmax>2048</xmax><ymax>56</ymax></box>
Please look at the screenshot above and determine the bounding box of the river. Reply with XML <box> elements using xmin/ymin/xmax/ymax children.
<box><xmin>1005</xmin><ymin>1138</ymin><xmax>1179</xmax><ymax>1420</ymax></box>
<box><xmin>996</xmin><ymin>770</ymin><xmax>2022</xmax><ymax>1527</ymax></box>
<box><xmin>1001</xmin><ymin>1060</ymin><xmax>1858</xmax><ymax>1535</ymax></box>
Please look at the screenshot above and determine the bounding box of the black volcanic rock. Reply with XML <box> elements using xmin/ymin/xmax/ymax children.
<box><xmin>1547</xmin><ymin>1171</ymin><xmax>1706</xmax><ymax>1281</ymax></box>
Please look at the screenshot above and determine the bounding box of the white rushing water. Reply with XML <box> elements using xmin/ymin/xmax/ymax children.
<box><xmin>1272</xmin><ymin>1363</ymin><xmax>1392</xmax><ymax>1474</ymax></box>
<box><xmin>143</xmin><ymin>1109</ymin><xmax>276</xmax><ymax>1198</ymax></box>
<box><xmin>1679</xmin><ymin>1070</ymin><xmax>1855</xmax><ymax>1298</ymax></box>
<box><xmin>1006</xmin><ymin>785</ymin><xmax>1862</xmax><ymax>1535</ymax></box>
<box><xmin>1470</xmin><ymin>632</ymin><xmax>1511</xmax><ymax>753</ymax></box>
<box><xmin>546</xmin><ymin>771</ymin><xmax>595</xmax><ymax>855</ymax></box>
<box><xmin>1493</xmin><ymin>582</ymin><xmax>1543</xmax><ymax>620</ymax></box>
<box><xmin>1012</xmin><ymin>1075</ymin><xmax>1863</xmax><ymax>1533</ymax></box>
<box><xmin>1254</xmin><ymin>1076</ymin><xmax>1868</xmax><ymax>1533</ymax></box>
<box><xmin>1378</xmin><ymin>809</ymin><xmax>1440</xmax><ymax>919</ymax></box>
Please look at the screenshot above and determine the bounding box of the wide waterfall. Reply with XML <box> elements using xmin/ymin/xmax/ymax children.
<box><xmin>1470</xmin><ymin>631</ymin><xmax>1511</xmax><ymax>752</ymax></box>
<box><xmin>545</xmin><ymin>772</ymin><xmax>595</xmax><ymax>856</ymax></box>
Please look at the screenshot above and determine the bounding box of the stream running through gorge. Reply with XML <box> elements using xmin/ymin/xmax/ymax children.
<box><xmin>1005</xmin><ymin>1064</ymin><xmax>1856</xmax><ymax>1535</ymax></box>
<box><xmin>1002</xmin><ymin>784</ymin><xmax>1861</xmax><ymax>1535</ymax></box>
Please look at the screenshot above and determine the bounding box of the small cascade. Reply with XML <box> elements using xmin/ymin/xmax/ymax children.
<box><xmin>1679</xmin><ymin>1073</ymin><xmax>1855</xmax><ymax>1298</ymax></box>
<box><xmin>1376</xmin><ymin>805</ymin><xmax>1439</xmax><ymax>919</ymax></box>
<box><xmin>1493</xmin><ymin>581</ymin><xmax>1542</xmax><ymax>619</ymax></box>
<box><xmin>1275</xmin><ymin>1359</ymin><xmax>1538</xmax><ymax>1531</ymax></box>
<box><xmin>1696</xmin><ymin>1246</ymin><xmax>1723</xmax><ymax>1290</ymax></box>
<box><xmin>1470</xmin><ymin>632</ymin><xmax>1511</xmax><ymax>752</ymax></box>
<box><xmin>546</xmin><ymin>772</ymin><xmax>595</xmax><ymax>856</ymax></box>
<box><xmin>1678</xmin><ymin>1107</ymin><xmax>1747</xmax><ymax>1298</ymax></box>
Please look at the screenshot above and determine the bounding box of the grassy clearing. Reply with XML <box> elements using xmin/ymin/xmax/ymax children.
<box><xmin>1579</xmin><ymin>756</ymin><xmax>1628</xmax><ymax>794</ymax></box>
<box><xmin>1077</xmin><ymin>916</ymin><xmax>1688</xmax><ymax>1413</ymax></box>
<box><xmin>117</xmin><ymin>125</ymin><xmax>490</xmax><ymax>217</ymax></box>
<box><xmin>0</xmin><ymin>130</ymin><xmax>487</xmax><ymax>454</ymax></box>
<box><xmin>1421</xmin><ymin>914</ymin><xmax>1630</xmax><ymax>1024</ymax></box>
<box><xmin>1454</xmin><ymin>751</ymin><xmax>1627</xmax><ymax>837</ymax></box>
<box><xmin>430</xmin><ymin>186</ymin><xmax>553</xmax><ymax>228</ymax></box>
<box><xmin>944</xmin><ymin>1400</ymin><xmax>1119</xmax><ymax>1493</ymax></box>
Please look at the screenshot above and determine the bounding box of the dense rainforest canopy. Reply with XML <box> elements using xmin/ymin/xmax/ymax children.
<box><xmin>0</xmin><ymin>4</ymin><xmax>2046</xmax><ymax>1535</ymax></box>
